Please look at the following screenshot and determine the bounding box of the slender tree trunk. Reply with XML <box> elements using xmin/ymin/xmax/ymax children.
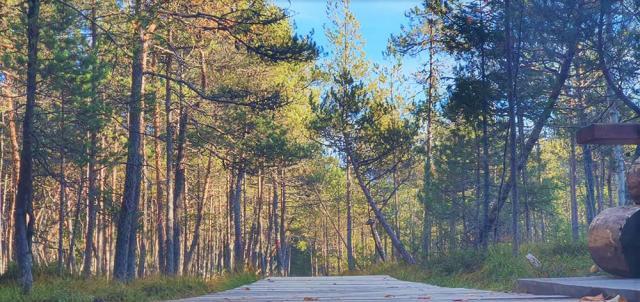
<box><xmin>449</xmin><ymin>194</ymin><xmax>457</xmax><ymax>251</ymax></box>
<box><xmin>582</xmin><ymin>144</ymin><xmax>597</xmax><ymax>225</ymax></box>
<box><xmin>113</xmin><ymin>6</ymin><xmax>148</xmax><ymax>280</ymax></box>
<box><xmin>346</xmin><ymin>161</ymin><xmax>355</xmax><ymax>271</ymax></box>
<box><xmin>569</xmin><ymin>135</ymin><xmax>579</xmax><ymax>241</ymax></box>
<box><xmin>184</xmin><ymin>157</ymin><xmax>210</xmax><ymax>271</ymax></box>
<box><xmin>14</xmin><ymin>0</ymin><xmax>40</xmax><ymax>291</ymax></box>
<box><xmin>279</xmin><ymin>169</ymin><xmax>287</xmax><ymax>275</ymax></box>
<box><xmin>173</xmin><ymin>82</ymin><xmax>187</xmax><ymax>274</ymax></box>
<box><xmin>594</xmin><ymin>159</ymin><xmax>604</xmax><ymax>214</ymax></box>
<box><xmin>349</xmin><ymin>157</ymin><xmax>415</xmax><ymax>264</ymax></box>
<box><xmin>69</xmin><ymin>167</ymin><xmax>86</xmax><ymax>273</ymax></box>
<box><xmin>517</xmin><ymin>77</ymin><xmax>531</xmax><ymax>242</ymax></box>
<box><xmin>609</xmin><ymin>101</ymin><xmax>627</xmax><ymax>206</ymax></box>
<box><xmin>232</xmin><ymin>167</ymin><xmax>245</xmax><ymax>272</ymax></box>
<box><xmin>0</xmin><ymin>112</ymin><xmax>4</xmax><ymax>271</ymax></box>
<box><xmin>153</xmin><ymin>97</ymin><xmax>165</xmax><ymax>273</ymax></box>
<box><xmin>164</xmin><ymin>37</ymin><xmax>176</xmax><ymax>275</ymax></box>
<box><xmin>479</xmin><ymin>4</ymin><xmax>491</xmax><ymax>249</ymax></box>
<box><xmin>57</xmin><ymin>98</ymin><xmax>66</xmax><ymax>275</ymax></box>
<box><xmin>422</xmin><ymin>25</ymin><xmax>435</xmax><ymax>257</ymax></box>
<box><xmin>505</xmin><ymin>0</ymin><xmax>520</xmax><ymax>256</ymax></box>
<box><xmin>367</xmin><ymin>219</ymin><xmax>385</xmax><ymax>262</ymax></box>
<box><xmin>607</xmin><ymin>164</ymin><xmax>614</xmax><ymax>207</ymax></box>
<box><xmin>6</xmin><ymin>99</ymin><xmax>20</xmax><ymax>264</ymax></box>
<box><xmin>83</xmin><ymin>7</ymin><xmax>100</xmax><ymax>276</ymax></box>
<box><xmin>270</xmin><ymin>176</ymin><xmax>280</xmax><ymax>274</ymax></box>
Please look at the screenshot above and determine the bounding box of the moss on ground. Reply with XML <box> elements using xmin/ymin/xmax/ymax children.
<box><xmin>354</xmin><ymin>240</ymin><xmax>597</xmax><ymax>291</ymax></box>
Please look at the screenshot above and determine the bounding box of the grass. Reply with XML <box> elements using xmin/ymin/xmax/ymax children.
<box><xmin>0</xmin><ymin>264</ymin><xmax>258</xmax><ymax>302</ymax></box>
<box><xmin>354</xmin><ymin>240</ymin><xmax>596</xmax><ymax>292</ymax></box>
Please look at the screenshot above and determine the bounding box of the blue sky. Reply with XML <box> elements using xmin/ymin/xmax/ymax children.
<box><xmin>274</xmin><ymin>0</ymin><xmax>424</xmax><ymax>82</ymax></box>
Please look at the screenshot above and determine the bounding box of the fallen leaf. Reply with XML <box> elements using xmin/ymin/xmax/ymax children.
<box><xmin>580</xmin><ymin>294</ymin><xmax>605</xmax><ymax>302</ymax></box>
<box><xmin>605</xmin><ymin>295</ymin><xmax>628</xmax><ymax>302</ymax></box>
<box><xmin>303</xmin><ymin>297</ymin><xmax>319</xmax><ymax>301</ymax></box>
<box><xmin>418</xmin><ymin>296</ymin><xmax>431</xmax><ymax>300</ymax></box>
<box><xmin>243</xmin><ymin>287</ymin><xmax>251</xmax><ymax>291</ymax></box>
<box><xmin>384</xmin><ymin>294</ymin><xmax>394</xmax><ymax>298</ymax></box>
<box><xmin>453</xmin><ymin>299</ymin><xmax>468</xmax><ymax>302</ymax></box>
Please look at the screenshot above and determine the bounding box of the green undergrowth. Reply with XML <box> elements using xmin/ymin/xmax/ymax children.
<box><xmin>355</xmin><ymin>240</ymin><xmax>596</xmax><ymax>292</ymax></box>
<box><xmin>0</xmin><ymin>264</ymin><xmax>258</xmax><ymax>302</ymax></box>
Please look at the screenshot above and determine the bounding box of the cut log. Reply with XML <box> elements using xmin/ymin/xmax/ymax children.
<box><xmin>588</xmin><ymin>206</ymin><xmax>640</xmax><ymax>277</ymax></box>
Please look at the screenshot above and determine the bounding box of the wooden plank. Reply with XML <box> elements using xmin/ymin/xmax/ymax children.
<box><xmin>519</xmin><ymin>276</ymin><xmax>640</xmax><ymax>302</ymax></box>
<box><xmin>576</xmin><ymin>123</ymin><xmax>640</xmax><ymax>145</ymax></box>
<box><xmin>169</xmin><ymin>276</ymin><xmax>575</xmax><ymax>302</ymax></box>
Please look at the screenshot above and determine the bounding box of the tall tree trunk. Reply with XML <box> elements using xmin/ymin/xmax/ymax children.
<box><xmin>232</xmin><ymin>167</ymin><xmax>245</xmax><ymax>272</ymax></box>
<box><xmin>279</xmin><ymin>169</ymin><xmax>287</xmax><ymax>276</ymax></box>
<box><xmin>422</xmin><ymin>24</ymin><xmax>435</xmax><ymax>257</ymax></box>
<box><xmin>569</xmin><ymin>135</ymin><xmax>579</xmax><ymax>241</ymax></box>
<box><xmin>0</xmin><ymin>112</ymin><xmax>5</xmax><ymax>271</ymax></box>
<box><xmin>346</xmin><ymin>161</ymin><xmax>355</xmax><ymax>271</ymax></box>
<box><xmin>113</xmin><ymin>6</ymin><xmax>148</xmax><ymax>280</ymax></box>
<box><xmin>153</xmin><ymin>96</ymin><xmax>165</xmax><ymax>273</ymax></box>
<box><xmin>270</xmin><ymin>176</ymin><xmax>280</xmax><ymax>274</ymax></box>
<box><xmin>449</xmin><ymin>194</ymin><xmax>457</xmax><ymax>251</ymax></box>
<box><xmin>14</xmin><ymin>0</ymin><xmax>40</xmax><ymax>291</ymax></box>
<box><xmin>478</xmin><ymin>4</ymin><xmax>491</xmax><ymax>249</ymax></box>
<box><xmin>57</xmin><ymin>97</ymin><xmax>66</xmax><ymax>275</ymax></box>
<box><xmin>83</xmin><ymin>7</ymin><xmax>100</xmax><ymax>276</ymax></box>
<box><xmin>582</xmin><ymin>144</ymin><xmax>597</xmax><ymax>225</ymax></box>
<box><xmin>164</xmin><ymin>38</ymin><xmax>176</xmax><ymax>275</ymax></box>
<box><xmin>505</xmin><ymin>0</ymin><xmax>519</xmax><ymax>256</ymax></box>
<box><xmin>6</xmin><ymin>99</ymin><xmax>20</xmax><ymax>265</ymax></box>
<box><xmin>172</xmin><ymin>82</ymin><xmax>187</xmax><ymax>275</ymax></box>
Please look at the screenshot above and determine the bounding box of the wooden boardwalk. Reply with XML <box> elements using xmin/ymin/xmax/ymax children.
<box><xmin>171</xmin><ymin>275</ymin><xmax>577</xmax><ymax>301</ymax></box>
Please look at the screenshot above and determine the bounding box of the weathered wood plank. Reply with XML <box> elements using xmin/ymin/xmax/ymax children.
<box><xmin>576</xmin><ymin>123</ymin><xmax>640</xmax><ymax>145</ymax></box>
<box><xmin>169</xmin><ymin>275</ymin><xmax>575</xmax><ymax>301</ymax></box>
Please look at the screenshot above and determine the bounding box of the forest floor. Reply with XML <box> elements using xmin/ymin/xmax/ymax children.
<box><xmin>0</xmin><ymin>267</ymin><xmax>257</xmax><ymax>302</ymax></box>
<box><xmin>355</xmin><ymin>240</ymin><xmax>595</xmax><ymax>292</ymax></box>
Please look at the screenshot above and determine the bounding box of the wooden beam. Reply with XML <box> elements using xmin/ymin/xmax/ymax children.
<box><xmin>576</xmin><ymin>123</ymin><xmax>640</xmax><ymax>145</ymax></box>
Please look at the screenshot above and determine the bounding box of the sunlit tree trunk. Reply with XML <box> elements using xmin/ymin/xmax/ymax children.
<box><xmin>6</xmin><ymin>99</ymin><xmax>20</xmax><ymax>265</ymax></box>
<box><xmin>113</xmin><ymin>2</ymin><xmax>148</xmax><ymax>280</ymax></box>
